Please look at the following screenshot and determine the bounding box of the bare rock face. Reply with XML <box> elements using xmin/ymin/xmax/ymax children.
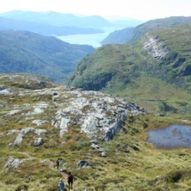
<box><xmin>143</xmin><ymin>35</ymin><xmax>169</xmax><ymax>60</ymax></box>
<box><xmin>52</xmin><ymin>90</ymin><xmax>145</xmax><ymax>141</ymax></box>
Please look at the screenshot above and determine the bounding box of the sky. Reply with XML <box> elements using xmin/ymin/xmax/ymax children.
<box><xmin>0</xmin><ymin>0</ymin><xmax>191</xmax><ymax>21</ymax></box>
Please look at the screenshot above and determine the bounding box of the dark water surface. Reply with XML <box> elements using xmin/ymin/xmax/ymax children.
<box><xmin>148</xmin><ymin>124</ymin><xmax>191</xmax><ymax>148</ymax></box>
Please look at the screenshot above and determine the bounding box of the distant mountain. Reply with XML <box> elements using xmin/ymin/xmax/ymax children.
<box><xmin>0</xmin><ymin>30</ymin><xmax>94</xmax><ymax>82</ymax></box>
<box><xmin>102</xmin><ymin>28</ymin><xmax>135</xmax><ymax>45</ymax></box>
<box><xmin>0</xmin><ymin>17</ymin><xmax>102</xmax><ymax>36</ymax></box>
<box><xmin>69</xmin><ymin>23</ymin><xmax>191</xmax><ymax>114</ymax></box>
<box><xmin>102</xmin><ymin>16</ymin><xmax>191</xmax><ymax>45</ymax></box>
<box><xmin>0</xmin><ymin>11</ymin><xmax>143</xmax><ymax>31</ymax></box>
<box><xmin>0</xmin><ymin>11</ymin><xmax>110</xmax><ymax>29</ymax></box>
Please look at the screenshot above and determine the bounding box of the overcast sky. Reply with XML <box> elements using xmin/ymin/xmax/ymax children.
<box><xmin>0</xmin><ymin>0</ymin><xmax>191</xmax><ymax>20</ymax></box>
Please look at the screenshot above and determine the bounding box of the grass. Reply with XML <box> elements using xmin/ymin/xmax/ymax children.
<box><xmin>1</xmin><ymin>111</ymin><xmax>191</xmax><ymax>190</ymax></box>
<box><xmin>1</xmin><ymin>76</ymin><xmax>191</xmax><ymax>190</ymax></box>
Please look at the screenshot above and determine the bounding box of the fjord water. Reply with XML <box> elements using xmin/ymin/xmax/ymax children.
<box><xmin>57</xmin><ymin>27</ymin><xmax>118</xmax><ymax>47</ymax></box>
<box><xmin>148</xmin><ymin>125</ymin><xmax>191</xmax><ymax>148</ymax></box>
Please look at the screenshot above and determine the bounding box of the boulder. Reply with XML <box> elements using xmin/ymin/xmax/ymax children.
<box><xmin>77</xmin><ymin>160</ymin><xmax>92</xmax><ymax>168</ymax></box>
<box><xmin>32</xmin><ymin>120</ymin><xmax>48</xmax><ymax>126</ymax></box>
<box><xmin>12</xmin><ymin>127</ymin><xmax>47</xmax><ymax>146</ymax></box>
<box><xmin>4</xmin><ymin>157</ymin><xmax>23</xmax><ymax>172</ymax></box>
<box><xmin>33</xmin><ymin>137</ymin><xmax>44</xmax><ymax>146</ymax></box>
<box><xmin>100</xmin><ymin>151</ymin><xmax>107</xmax><ymax>157</ymax></box>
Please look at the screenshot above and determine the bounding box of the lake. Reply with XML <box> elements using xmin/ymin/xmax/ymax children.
<box><xmin>148</xmin><ymin>124</ymin><xmax>191</xmax><ymax>148</ymax></box>
<box><xmin>56</xmin><ymin>27</ymin><xmax>119</xmax><ymax>48</ymax></box>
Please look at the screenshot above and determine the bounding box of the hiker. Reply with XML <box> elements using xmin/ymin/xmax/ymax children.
<box><xmin>56</xmin><ymin>159</ymin><xmax>60</xmax><ymax>169</ymax></box>
<box><xmin>58</xmin><ymin>179</ymin><xmax>65</xmax><ymax>191</ymax></box>
<box><xmin>67</xmin><ymin>172</ymin><xmax>74</xmax><ymax>190</ymax></box>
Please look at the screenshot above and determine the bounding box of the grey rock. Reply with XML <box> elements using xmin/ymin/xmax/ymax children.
<box><xmin>13</xmin><ymin>128</ymin><xmax>34</xmax><ymax>146</ymax></box>
<box><xmin>143</xmin><ymin>35</ymin><xmax>169</xmax><ymax>60</ymax></box>
<box><xmin>32</xmin><ymin>120</ymin><xmax>48</xmax><ymax>126</ymax></box>
<box><xmin>77</xmin><ymin>160</ymin><xmax>92</xmax><ymax>169</ymax></box>
<box><xmin>91</xmin><ymin>143</ymin><xmax>100</xmax><ymax>150</ymax></box>
<box><xmin>7</xmin><ymin>109</ymin><xmax>20</xmax><ymax>116</ymax></box>
<box><xmin>52</xmin><ymin>90</ymin><xmax>145</xmax><ymax>140</ymax></box>
<box><xmin>26</xmin><ymin>102</ymin><xmax>48</xmax><ymax>115</ymax></box>
<box><xmin>52</xmin><ymin>92</ymin><xmax>60</xmax><ymax>101</ymax></box>
<box><xmin>33</xmin><ymin>137</ymin><xmax>44</xmax><ymax>146</ymax></box>
<box><xmin>12</xmin><ymin>127</ymin><xmax>47</xmax><ymax>146</ymax></box>
<box><xmin>100</xmin><ymin>151</ymin><xmax>107</xmax><ymax>157</ymax></box>
<box><xmin>4</xmin><ymin>157</ymin><xmax>23</xmax><ymax>172</ymax></box>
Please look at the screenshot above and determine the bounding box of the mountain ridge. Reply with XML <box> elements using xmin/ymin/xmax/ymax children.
<box><xmin>102</xmin><ymin>16</ymin><xmax>191</xmax><ymax>45</ymax></box>
<box><xmin>69</xmin><ymin>23</ymin><xmax>191</xmax><ymax>114</ymax></box>
<box><xmin>0</xmin><ymin>30</ymin><xmax>94</xmax><ymax>82</ymax></box>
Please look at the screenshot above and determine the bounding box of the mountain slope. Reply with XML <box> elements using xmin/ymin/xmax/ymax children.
<box><xmin>102</xmin><ymin>16</ymin><xmax>191</xmax><ymax>45</ymax></box>
<box><xmin>102</xmin><ymin>28</ymin><xmax>135</xmax><ymax>45</ymax></box>
<box><xmin>69</xmin><ymin>24</ymin><xmax>191</xmax><ymax>114</ymax></box>
<box><xmin>1</xmin><ymin>74</ymin><xmax>191</xmax><ymax>190</ymax></box>
<box><xmin>0</xmin><ymin>30</ymin><xmax>94</xmax><ymax>82</ymax></box>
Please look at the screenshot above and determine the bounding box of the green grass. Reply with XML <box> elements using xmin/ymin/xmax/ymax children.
<box><xmin>1</xmin><ymin>107</ymin><xmax>191</xmax><ymax>190</ymax></box>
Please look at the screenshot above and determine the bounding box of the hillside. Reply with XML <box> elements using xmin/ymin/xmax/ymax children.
<box><xmin>1</xmin><ymin>74</ymin><xmax>191</xmax><ymax>191</ymax></box>
<box><xmin>69</xmin><ymin>24</ymin><xmax>191</xmax><ymax>114</ymax></box>
<box><xmin>102</xmin><ymin>28</ymin><xmax>135</xmax><ymax>45</ymax></box>
<box><xmin>102</xmin><ymin>16</ymin><xmax>191</xmax><ymax>45</ymax></box>
<box><xmin>0</xmin><ymin>30</ymin><xmax>94</xmax><ymax>82</ymax></box>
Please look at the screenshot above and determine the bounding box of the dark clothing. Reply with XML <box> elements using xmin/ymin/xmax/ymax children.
<box><xmin>56</xmin><ymin>159</ymin><xmax>60</xmax><ymax>169</ymax></box>
<box><xmin>68</xmin><ymin>174</ymin><xmax>74</xmax><ymax>189</ymax></box>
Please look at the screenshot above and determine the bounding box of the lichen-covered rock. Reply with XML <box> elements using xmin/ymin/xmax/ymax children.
<box><xmin>12</xmin><ymin>127</ymin><xmax>47</xmax><ymax>146</ymax></box>
<box><xmin>33</xmin><ymin>137</ymin><xmax>44</xmax><ymax>146</ymax></box>
<box><xmin>4</xmin><ymin>157</ymin><xmax>23</xmax><ymax>172</ymax></box>
<box><xmin>32</xmin><ymin>120</ymin><xmax>48</xmax><ymax>126</ymax></box>
<box><xmin>13</xmin><ymin>128</ymin><xmax>35</xmax><ymax>146</ymax></box>
<box><xmin>52</xmin><ymin>90</ymin><xmax>145</xmax><ymax>141</ymax></box>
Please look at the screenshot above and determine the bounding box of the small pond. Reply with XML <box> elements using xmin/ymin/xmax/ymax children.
<box><xmin>148</xmin><ymin>124</ymin><xmax>191</xmax><ymax>148</ymax></box>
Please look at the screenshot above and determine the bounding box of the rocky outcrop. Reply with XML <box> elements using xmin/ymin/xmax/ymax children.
<box><xmin>4</xmin><ymin>157</ymin><xmax>24</xmax><ymax>172</ymax></box>
<box><xmin>143</xmin><ymin>35</ymin><xmax>169</xmax><ymax>60</ymax></box>
<box><xmin>32</xmin><ymin>120</ymin><xmax>48</xmax><ymax>126</ymax></box>
<box><xmin>52</xmin><ymin>90</ymin><xmax>145</xmax><ymax>141</ymax></box>
<box><xmin>77</xmin><ymin>160</ymin><xmax>92</xmax><ymax>168</ymax></box>
<box><xmin>12</xmin><ymin>127</ymin><xmax>47</xmax><ymax>146</ymax></box>
<box><xmin>26</xmin><ymin>102</ymin><xmax>48</xmax><ymax>116</ymax></box>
